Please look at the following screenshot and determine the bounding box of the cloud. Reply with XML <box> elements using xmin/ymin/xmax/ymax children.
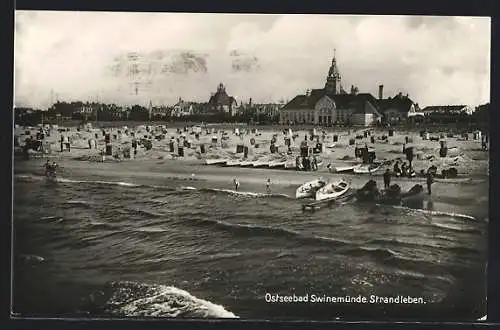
<box><xmin>14</xmin><ymin>12</ymin><xmax>490</xmax><ymax>108</ymax></box>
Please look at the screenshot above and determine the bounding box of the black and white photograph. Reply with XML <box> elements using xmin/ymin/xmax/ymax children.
<box><xmin>13</xmin><ymin>12</ymin><xmax>490</xmax><ymax>321</ymax></box>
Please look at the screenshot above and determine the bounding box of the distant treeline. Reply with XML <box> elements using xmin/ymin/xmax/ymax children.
<box><xmin>14</xmin><ymin>101</ymin><xmax>281</xmax><ymax>126</ymax></box>
<box><xmin>14</xmin><ymin>101</ymin><xmax>489</xmax><ymax>128</ymax></box>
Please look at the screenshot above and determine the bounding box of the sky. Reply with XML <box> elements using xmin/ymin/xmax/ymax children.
<box><xmin>14</xmin><ymin>12</ymin><xmax>491</xmax><ymax>109</ymax></box>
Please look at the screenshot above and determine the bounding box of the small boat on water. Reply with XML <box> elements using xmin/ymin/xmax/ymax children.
<box><xmin>295</xmin><ymin>178</ymin><xmax>328</xmax><ymax>199</ymax></box>
<box><xmin>315</xmin><ymin>179</ymin><xmax>350</xmax><ymax>201</ymax></box>
<box><xmin>356</xmin><ymin>180</ymin><xmax>424</xmax><ymax>206</ymax></box>
<box><xmin>205</xmin><ymin>158</ymin><xmax>228</xmax><ymax>165</ymax></box>
<box><xmin>353</xmin><ymin>163</ymin><xmax>381</xmax><ymax>174</ymax></box>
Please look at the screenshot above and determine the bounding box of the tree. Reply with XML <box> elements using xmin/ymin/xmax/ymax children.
<box><xmin>128</xmin><ymin>105</ymin><xmax>149</xmax><ymax>121</ymax></box>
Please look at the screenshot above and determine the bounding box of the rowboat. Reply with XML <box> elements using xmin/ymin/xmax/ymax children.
<box><xmin>329</xmin><ymin>165</ymin><xmax>356</xmax><ymax>173</ymax></box>
<box><xmin>239</xmin><ymin>160</ymin><xmax>254</xmax><ymax>167</ymax></box>
<box><xmin>205</xmin><ymin>158</ymin><xmax>228</xmax><ymax>165</ymax></box>
<box><xmin>268</xmin><ymin>159</ymin><xmax>287</xmax><ymax>168</ymax></box>
<box><xmin>353</xmin><ymin>163</ymin><xmax>381</xmax><ymax>174</ymax></box>
<box><xmin>295</xmin><ymin>178</ymin><xmax>328</xmax><ymax>199</ymax></box>
<box><xmin>225</xmin><ymin>160</ymin><xmax>241</xmax><ymax>167</ymax></box>
<box><xmin>315</xmin><ymin>179</ymin><xmax>350</xmax><ymax>201</ymax></box>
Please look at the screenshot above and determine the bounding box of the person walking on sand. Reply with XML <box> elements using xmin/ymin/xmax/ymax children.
<box><xmin>383</xmin><ymin>169</ymin><xmax>391</xmax><ymax>190</ymax></box>
<box><xmin>426</xmin><ymin>171</ymin><xmax>434</xmax><ymax>195</ymax></box>
<box><xmin>233</xmin><ymin>178</ymin><xmax>240</xmax><ymax>191</ymax></box>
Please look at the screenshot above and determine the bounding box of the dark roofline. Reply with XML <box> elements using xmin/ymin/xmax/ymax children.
<box><xmin>422</xmin><ymin>105</ymin><xmax>469</xmax><ymax>111</ymax></box>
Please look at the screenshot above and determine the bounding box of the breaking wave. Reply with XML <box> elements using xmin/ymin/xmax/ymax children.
<box><xmin>200</xmin><ymin>187</ymin><xmax>292</xmax><ymax>199</ymax></box>
<box><xmin>95</xmin><ymin>281</ymin><xmax>238</xmax><ymax>318</ymax></box>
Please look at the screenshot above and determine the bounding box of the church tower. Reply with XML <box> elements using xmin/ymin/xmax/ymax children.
<box><xmin>217</xmin><ymin>83</ymin><xmax>226</xmax><ymax>93</ymax></box>
<box><xmin>325</xmin><ymin>49</ymin><xmax>342</xmax><ymax>95</ymax></box>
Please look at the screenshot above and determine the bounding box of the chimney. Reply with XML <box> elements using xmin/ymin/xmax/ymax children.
<box><xmin>249</xmin><ymin>98</ymin><xmax>252</xmax><ymax>107</ymax></box>
<box><xmin>378</xmin><ymin>85</ymin><xmax>384</xmax><ymax>100</ymax></box>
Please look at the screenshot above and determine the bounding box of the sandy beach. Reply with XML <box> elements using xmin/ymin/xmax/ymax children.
<box><xmin>14</xmin><ymin>123</ymin><xmax>489</xmax><ymax>175</ymax></box>
<box><xmin>13</xmin><ymin>124</ymin><xmax>489</xmax><ymax>320</ymax></box>
<box><xmin>14</xmin><ymin>123</ymin><xmax>489</xmax><ymax>221</ymax></box>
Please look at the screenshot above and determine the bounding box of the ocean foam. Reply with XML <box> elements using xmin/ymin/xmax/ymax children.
<box><xmin>202</xmin><ymin>187</ymin><xmax>291</xmax><ymax>199</ymax></box>
<box><xmin>386</xmin><ymin>205</ymin><xmax>476</xmax><ymax>221</ymax></box>
<box><xmin>106</xmin><ymin>282</ymin><xmax>238</xmax><ymax>318</ymax></box>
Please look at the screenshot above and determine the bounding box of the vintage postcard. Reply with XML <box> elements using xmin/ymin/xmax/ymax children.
<box><xmin>13</xmin><ymin>12</ymin><xmax>490</xmax><ymax>321</ymax></box>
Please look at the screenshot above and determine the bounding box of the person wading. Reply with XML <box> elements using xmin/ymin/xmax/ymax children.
<box><xmin>44</xmin><ymin>160</ymin><xmax>51</xmax><ymax>177</ymax></box>
<box><xmin>383</xmin><ymin>169</ymin><xmax>391</xmax><ymax>190</ymax></box>
<box><xmin>426</xmin><ymin>171</ymin><xmax>434</xmax><ymax>195</ymax></box>
<box><xmin>266</xmin><ymin>178</ymin><xmax>271</xmax><ymax>193</ymax></box>
<box><xmin>233</xmin><ymin>178</ymin><xmax>240</xmax><ymax>191</ymax></box>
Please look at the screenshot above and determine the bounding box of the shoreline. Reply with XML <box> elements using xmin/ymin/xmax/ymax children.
<box><xmin>14</xmin><ymin>122</ymin><xmax>489</xmax><ymax>219</ymax></box>
<box><xmin>14</xmin><ymin>156</ymin><xmax>489</xmax><ymax>221</ymax></box>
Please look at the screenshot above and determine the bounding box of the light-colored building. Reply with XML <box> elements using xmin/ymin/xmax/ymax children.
<box><xmin>240</xmin><ymin>98</ymin><xmax>282</xmax><ymax>118</ymax></box>
<box><xmin>76</xmin><ymin>104</ymin><xmax>94</xmax><ymax>115</ymax></box>
<box><xmin>151</xmin><ymin>106</ymin><xmax>170</xmax><ymax>119</ymax></box>
<box><xmin>279</xmin><ymin>52</ymin><xmax>382</xmax><ymax>126</ymax></box>
<box><xmin>171</xmin><ymin>98</ymin><xmax>194</xmax><ymax>117</ymax></box>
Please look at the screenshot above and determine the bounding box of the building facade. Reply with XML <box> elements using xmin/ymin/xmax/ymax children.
<box><xmin>208</xmin><ymin>83</ymin><xmax>238</xmax><ymax>116</ymax></box>
<box><xmin>376</xmin><ymin>88</ymin><xmax>421</xmax><ymax>123</ymax></box>
<box><xmin>279</xmin><ymin>52</ymin><xmax>382</xmax><ymax>126</ymax></box>
<box><xmin>171</xmin><ymin>98</ymin><xmax>194</xmax><ymax>117</ymax></box>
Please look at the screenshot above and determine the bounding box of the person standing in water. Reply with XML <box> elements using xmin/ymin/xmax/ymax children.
<box><xmin>426</xmin><ymin>171</ymin><xmax>434</xmax><ymax>195</ymax></box>
<box><xmin>44</xmin><ymin>160</ymin><xmax>51</xmax><ymax>177</ymax></box>
<box><xmin>266</xmin><ymin>178</ymin><xmax>271</xmax><ymax>193</ymax></box>
<box><xmin>233</xmin><ymin>178</ymin><xmax>240</xmax><ymax>191</ymax></box>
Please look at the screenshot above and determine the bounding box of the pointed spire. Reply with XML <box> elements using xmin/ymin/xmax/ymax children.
<box><xmin>325</xmin><ymin>47</ymin><xmax>341</xmax><ymax>94</ymax></box>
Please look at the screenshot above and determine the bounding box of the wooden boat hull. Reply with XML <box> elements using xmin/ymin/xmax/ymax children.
<box><xmin>315</xmin><ymin>180</ymin><xmax>350</xmax><ymax>201</ymax></box>
<box><xmin>205</xmin><ymin>159</ymin><xmax>228</xmax><ymax>165</ymax></box>
<box><xmin>353</xmin><ymin>164</ymin><xmax>381</xmax><ymax>174</ymax></box>
<box><xmin>268</xmin><ymin>161</ymin><xmax>286</xmax><ymax>168</ymax></box>
<box><xmin>295</xmin><ymin>179</ymin><xmax>327</xmax><ymax>199</ymax></box>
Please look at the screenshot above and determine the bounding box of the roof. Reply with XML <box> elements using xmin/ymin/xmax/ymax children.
<box><xmin>208</xmin><ymin>87</ymin><xmax>236</xmax><ymax>106</ymax></box>
<box><xmin>422</xmin><ymin>105</ymin><xmax>468</xmax><ymax>112</ymax></box>
<box><xmin>352</xmin><ymin>98</ymin><xmax>382</xmax><ymax>117</ymax></box>
<box><xmin>376</xmin><ymin>94</ymin><xmax>415</xmax><ymax>113</ymax></box>
<box><xmin>281</xmin><ymin>89</ymin><xmax>362</xmax><ymax>111</ymax></box>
